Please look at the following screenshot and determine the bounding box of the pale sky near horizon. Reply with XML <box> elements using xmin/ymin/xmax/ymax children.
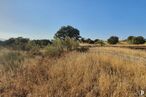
<box><xmin>0</xmin><ymin>0</ymin><xmax>146</xmax><ymax>40</ymax></box>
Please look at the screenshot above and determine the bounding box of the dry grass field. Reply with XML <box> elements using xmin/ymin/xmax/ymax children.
<box><xmin>0</xmin><ymin>47</ymin><xmax>146</xmax><ymax>97</ymax></box>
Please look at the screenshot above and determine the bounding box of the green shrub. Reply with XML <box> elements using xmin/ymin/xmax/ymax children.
<box><xmin>46</xmin><ymin>45</ymin><xmax>62</xmax><ymax>57</ymax></box>
<box><xmin>127</xmin><ymin>36</ymin><xmax>145</xmax><ymax>44</ymax></box>
<box><xmin>46</xmin><ymin>38</ymin><xmax>79</xmax><ymax>57</ymax></box>
<box><xmin>52</xmin><ymin>38</ymin><xmax>64</xmax><ymax>51</ymax></box>
<box><xmin>0</xmin><ymin>52</ymin><xmax>24</xmax><ymax>73</ymax></box>
<box><xmin>107</xmin><ymin>36</ymin><xmax>119</xmax><ymax>44</ymax></box>
<box><xmin>63</xmin><ymin>37</ymin><xmax>79</xmax><ymax>51</ymax></box>
<box><xmin>3</xmin><ymin>37</ymin><xmax>51</xmax><ymax>51</ymax></box>
<box><xmin>46</xmin><ymin>38</ymin><xmax>64</xmax><ymax>57</ymax></box>
<box><xmin>53</xmin><ymin>38</ymin><xmax>79</xmax><ymax>51</ymax></box>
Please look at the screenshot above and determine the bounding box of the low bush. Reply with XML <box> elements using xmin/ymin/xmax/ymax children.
<box><xmin>127</xmin><ymin>36</ymin><xmax>145</xmax><ymax>44</ymax></box>
<box><xmin>52</xmin><ymin>38</ymin><xmax>64</xmax><ymax>51</ymax></box>
<box><xmin>63</xmin><ymin>37</ymin><xmax>79</xmax><ymax>51</ymax></box>
<box><xmin>46</xmin><ymin>45</ymin><xmax>62</xmax><ymax>57</ymax></box>
<box><xmin>76</xmin><ymin>47</ymin><xmax>89</xmax><ymax>52</ymax></box>
<box><xmin>46</xmin><ymin>38</ymin><xmax>79</xmax><ymax>57</ymax></box>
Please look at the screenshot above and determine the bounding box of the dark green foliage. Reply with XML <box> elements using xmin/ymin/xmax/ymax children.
<box><xmin>54</xmin><ymin>25</ymin><xmax>80</xmax><ymax>40</ymax></box>
<box><xmin>1</xmin><ymin>37</ymin><xmax>51</xmax><ymax>51</ymax></box>
<box><xmin>5</xmin><ymin>37</ymin><xmax>30</xmax><ymax>50</ymax></box>
<box><xmin>86</xmin><ymin>38</ymin><xmax>95</xmax><ymax>44</ymax></box>
<box><xmin>80</xmin><ymin>38</ymin><xmax>86</xmax><ymax>43</ymax></box>
<box><xmin>127</xmin><ymin>36</ymin><xmax>134</xmax><ymax>44</ymax></box>
<box><xmin>135</xmin><ymin>36</ymin><xmax>145</xmax><ymax>44</ymax></box>
<box><xmin>127</xmin><ymin>36</ymin><xmax>135</xmax><ymax>41</ymax></box>
<box><xmin>5</xmin><ymin>38</ymin><xmax>16</xmax><ymax>45</ymax></box>
<box><xmin>80</xmin><ymin>37</ymin><xmax>104</xmax><ymax>44</ymax></box>
<box><xmin>80</xmin><ymin>38</ymin><xmax>95</xmax><ymax>44</ymax></box>
<box><xmin>0</xmin><ymin>40</ymin><xmax>4</xmax><ymax>45</ymax></box>
<box><xmin>94</xmin><ymin>39</ymin><xmax>100</xmax><ymax>43</ymax></box>
<box><xmin>76</xmin><ymin>47</ymin><xmax>89</xmax><ymax>52</ymax></box>
<box><xmin>107</xmin><ymin>36</ymin><xmax>119</xmax><ymax>44</ymax></box>
<box><xmin>31</xmin><ymin>39</ymin><xmax>52</xmax><ymax>48</ymax></box>
<box><xmin>81</xmin><ymin>38</ymin><xmax>105</xmax><ymax>45</ymax></box>
<box><xmin>127</xmin><ymin>36</ymin><xmax>145</xmax><ymax>44</ymax></box>
<box><xmin>95</xmin><ymin>40</ymin><xmax>105</xmax><ymax>46</ymax></box>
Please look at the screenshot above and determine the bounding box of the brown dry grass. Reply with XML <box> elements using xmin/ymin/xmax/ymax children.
<box><xmin>91</xmin><ymin>47</ymin><xmax>146</xmax><ymax>58</ymax></box>
<box><xmin>0</xmin><ymin>47</ymin><xmax>146</xmax><ymax>97</ymax></box>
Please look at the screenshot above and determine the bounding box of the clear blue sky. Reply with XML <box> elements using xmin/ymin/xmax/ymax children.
<box><xmin>0</xmin><ymin>0</ymin><xmax>146</xmax><ymax>40</ymax></box>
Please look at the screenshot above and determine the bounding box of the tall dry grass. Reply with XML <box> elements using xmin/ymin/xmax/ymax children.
<box><xmin>91</xmin><ymin>47</ymin><xmax>146</xmax><ymax>58</ymax></box>
<box><xmin>0</xmin><ymin>47</ymin><xmax>146</xmax><ymax>97</ymax></box>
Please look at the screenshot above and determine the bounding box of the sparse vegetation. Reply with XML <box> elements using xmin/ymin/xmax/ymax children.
<box><xmin>1</xmin><ymin>26</ymin><xmax>146</xmax><ymax>97</ymax></box>
<box><xmin>0</xmin><ymin>52</ymin><xmax>24</xmax><ymax>73</ymax></box>
<box><xmin>0</xmin><ymin>47</ymin><xmax>146</xmax><ymax>97</ymax></box>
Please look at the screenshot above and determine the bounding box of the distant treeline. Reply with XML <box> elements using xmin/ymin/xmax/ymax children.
<box><xmin>0</xmin><ymin>26</ymin><xmax>146</xmax><ymax>51</ymax></box>
<box><xmin>0</xmin><ymin>37</ymin><xmax>52</xmax><ymax>51</ymax></box>
<box><xmin>80</xmin><ymin>36</ymin><xmax>146</xmax><ymax>45</ymax></box>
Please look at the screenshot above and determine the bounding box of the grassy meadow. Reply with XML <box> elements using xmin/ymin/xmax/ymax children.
<box><xmin>0</xmin><ymin>46</ymin><xmax>146</xmax><ymax>97</ymax></box>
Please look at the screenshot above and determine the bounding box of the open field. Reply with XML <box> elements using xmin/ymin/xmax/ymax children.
<box><xmin>1</xmin><ymin>0</ymin><xmax>146</xmax><ymax>96</ymax></box>
<box><xmin>80</xmin><ymin>43</ymin><xmax>146</xmax><ymax>50</ymax></box>
<box><xmin>106</xmin><ymin>45</ymin><xmax>146</xmax><ymax>50</ymax></box>
<box><xmin>0</xmin><ymin>47</ymin><xmax>146</xmax><ymax>97</ymax></box>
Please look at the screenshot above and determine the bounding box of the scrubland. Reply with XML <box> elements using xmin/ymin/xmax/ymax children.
<box><xmin>0</xmin><ymin>47</ymin><xmax>146</xmax><ymax>97</ymax></box>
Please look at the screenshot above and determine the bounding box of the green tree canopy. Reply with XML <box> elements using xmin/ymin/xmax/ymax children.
<box><xmin>54</xmin><ymin>25</ymin><xmax>80</xmax><ymax>40</ymax></box>
<box><xmin>108</xmin><ymin>36</ymin><xmax>119</xmax><ymax>44</ymax></box>
<box><xmin>127</xmin><ymin>36</ymin><xmax>145</xmax><ymax>44</ymax></box>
